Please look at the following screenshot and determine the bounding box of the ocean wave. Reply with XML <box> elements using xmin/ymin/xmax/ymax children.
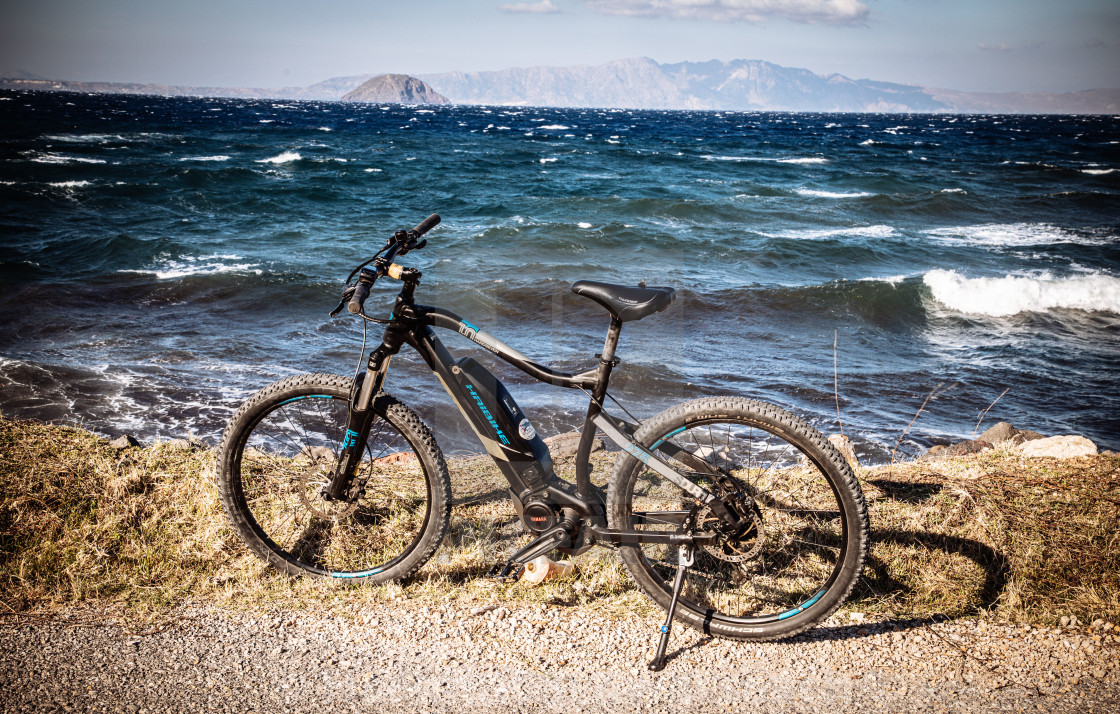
<box><xmin>795</xmin><ymin>188</ymin><xmax>872</xmax><ymax>199</ymax></box>
<box><xmin>48</xmin><ymin>180</ymin><xmax>91</xmax><ymax>188</ymax></box>
<box><xmin>924</xmin><ymin>269</ymin><xmax>1120</xmax><ymax>316</ymax></box>
<box><xmin>256</xmin><ymin>151</ymin><xmax>301</xmax><ymax>164</ymax></box>
<box><xmin>704</xmin><ymin>155</ymin><xmax>829</xmax><ymax>165</ymax></box>
<box><xmin>28</xmin><ymin>152</ymin><xmax>107</xmax><ymax>165</ymax></box>
<box><xmin>1082</xmin><ymin>168</ymin><xmax>1116</xmax><ymax>175</ymax></box>
<box><xmin>761</xmin><ymin>225</ymin><xmax>897</xmax><ymax>240</ymax></box>
<box><xmin>120</xmin><ymin>254</ymin><xmax>263</xmax><ymax>280</ymax></box>
<box><xmin>925</xmin><ymin>223</ymin><xmax>1108</xmax><ymax>247</ymax></box>
<box><xmin>179</xmin><ymin>155</ymin><xmax>231</xmax><ymax>162</ymax></box>
<box><xmin>538</xmin><ymin>124</ymin><xmax>570</xmax><ymax>130</ymax></box>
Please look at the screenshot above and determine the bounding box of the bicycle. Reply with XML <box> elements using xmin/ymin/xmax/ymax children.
<box><xmin>217</xmin><ymin>214</ymin><xmax>870</xmax><ymax>671</ymax></box>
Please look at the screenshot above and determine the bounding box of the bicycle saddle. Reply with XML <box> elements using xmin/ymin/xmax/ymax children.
<box><xmin>570</xmin><ymin>280</ymin><xmax>676</xmax><ymax>322</ymax></box>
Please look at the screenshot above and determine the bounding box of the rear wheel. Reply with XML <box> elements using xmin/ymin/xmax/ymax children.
<box><xmin>217</xmin><ymin>373</ymin><xmax>451</xmax><ymax>583</ymax></box>
<box><xmin>607</xmin><ymin>397</ymin><xmax>868</xmax><ymax>640</ymax></box>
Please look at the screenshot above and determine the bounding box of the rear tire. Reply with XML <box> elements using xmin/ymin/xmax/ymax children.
<box><xmin>606</xmin><ymin>397</ymin><xmax>868</xmax><ymax>640</ymax></box>
<box><xmin>217</xmin><ymin>373</ymin><xmax>451</xmax><ymax>583</ymax></box>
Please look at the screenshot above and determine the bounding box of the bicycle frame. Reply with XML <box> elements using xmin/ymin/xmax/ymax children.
<box><xmin>333</xmin><ymin>279</ymin><xmax>732</xmax><ymax>560</ymax></box>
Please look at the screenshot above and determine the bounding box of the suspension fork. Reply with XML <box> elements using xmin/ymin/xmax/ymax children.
<box><xmin>325</xmin><ymin>337</ymin><xmax>398</xmax><ymax>501</ymax></box>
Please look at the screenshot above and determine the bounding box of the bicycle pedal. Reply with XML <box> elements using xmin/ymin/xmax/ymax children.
<box><xmin>485</xmin><ymin>560</ymin><xmax>522</xmax><ymax>583</ymax></box>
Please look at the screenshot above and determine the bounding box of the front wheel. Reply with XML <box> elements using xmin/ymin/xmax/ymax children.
<box><xmin>607</xmin><ymin>397</ymin><xmax>869</xmax><ymax>640</ymax></box>
<box><xmin>217</xmin><ymin>373</ymin><xmax>451</xmax><ymax>583</ymax></box>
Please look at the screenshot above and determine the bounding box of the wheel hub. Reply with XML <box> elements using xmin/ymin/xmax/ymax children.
<box><xmin>697</xmin><ymin>504</ymin><xmax>765</xmax><ymax>562</ymax></box>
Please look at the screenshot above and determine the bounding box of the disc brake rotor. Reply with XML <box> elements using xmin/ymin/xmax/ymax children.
<box><xmin>296</xmin><ymin>451</ymin><xmax>359</xmax><ymax>521</ymax></box>
<box><xmin>698</xmin><ymin>505</ymin><xmax>765</xmax><ymax>562</ymax></box>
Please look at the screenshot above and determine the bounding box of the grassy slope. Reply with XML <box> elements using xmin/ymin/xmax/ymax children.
<box><xmin>1</xmin><ymin>417</ymin><xmax>1117</xmax><ymax>625</ymax></box>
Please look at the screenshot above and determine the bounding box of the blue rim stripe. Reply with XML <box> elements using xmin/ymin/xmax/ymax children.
<box><xmin>331</xmin><ymin>567</ymin><xmax>386</xmax><ymax>579</ymax></box>
<box><xmin>651</xmin><ymin>426</ymin><xmax>687</xmax><ymax>450</ymax></box>
<box><xmin>777</xmin><ymin>588</ymin><xmax>828</xmax><ymax>620</ymax></box>
<box><xmin>277</xmin><ymin>394</ymin><xmax>333</xmax><ymax>405</ymax></box>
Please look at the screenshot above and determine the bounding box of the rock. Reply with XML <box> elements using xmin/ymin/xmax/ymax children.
<box><xmin>1019</xmin><ymin>435</ymin><xmax>1098</xmax><ymax>459</ymax></box>
<box><xmin>920</xmin><ymin>444</ymin><xmax>948</xmax><ymax>460</ymax></box>
<box><xmin>163</xmin><ymin>438</ymin><xmax>193</xmax><ymax>450</ymax></box>
<box><xmin>544</xmin><ymin>431</ymin><xmax>605</xmax><ymax>459</ymax></box>
<box><xmin>828</xmin><ymin>434</ymin><xmax>860</xmax><ymax>469</ymax></box>
<box><xmin>941</xmin><ymin>439</ymin><xmax>993</xmax><ymax>457</ymax></box>
<box><xmin>979</xmin><ymin>422</ymin><xmax>1019</xmax><ymax>444</ymax></box>
<box><xmin>340</xmin><ymin>74</ymin><xmax>450</xmax><ymax>104</ymax></box>
<box><xmin>1018</xmin><ymin>430</ymin><xmax>1046</xmax><ymax>441</ymax></box>
<box><xmin>109</xmin><ymin>434</ymin><xmax>141</xmax><ymax>449</ymax></box>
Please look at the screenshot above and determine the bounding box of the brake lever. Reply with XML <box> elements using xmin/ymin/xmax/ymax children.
<box><xmin>330</xmin><ymin>285</ymin><xmax>357</xmax><ymax>317</ymax></box>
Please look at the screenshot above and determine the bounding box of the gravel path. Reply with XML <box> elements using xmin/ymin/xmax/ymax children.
<box><xmin>2</xmin><ymin>604</ymin><xmax>1117</xmax><ymax>713</ymax></box>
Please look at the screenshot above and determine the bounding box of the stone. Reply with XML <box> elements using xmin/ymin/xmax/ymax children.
<box><xmin>109</xmin><ymin>434</ymin><xmax>141</xmax><ymax>449</ymax></box>
<box><xmin>1018</xmin><ymin>430</ymin><xmax>1046</xmax><ymax>441</ymax></box>
<box><xmin>828</xmin><ymin>434</ymin><xmax>860</xmax><ymax>469</ymax></box>
<box><xmin>1019</xmin><ymin>435</ymin><xmax>1098</xmax><ymax>459</ymax></box>
<box><xmin>979</xmin><ymin>422</ymin><xmax>1019</xmax><ymax>444</ymax></box>
<box><xmin>920</xmin><ymin>444</ymin><xmax>948</xmax><ymax>460</ymax></box>
<box><xmin>163</xmin><ymin>438</ymin><xmax>193</xmax><ymax>450</ymax></box>
<box><xmin>941</xmin><ymin>439</ymin><xmax>993</xmax><ymax>457</ymax></box>
<box><xmin>544</xmin><ymin>432</ymin><xmax>605</xmax><ymax>459</ymax></box>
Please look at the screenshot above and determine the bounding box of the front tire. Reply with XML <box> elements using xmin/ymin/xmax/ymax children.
<box><xmin>217</xmin><ymin>373</ymin><xmax>451</xmax><ymax>583</ymax></box>
<box><xmin>607</xmin><ymin>397</ymin><xmax>869</xmax><ymax>640</ymax></box>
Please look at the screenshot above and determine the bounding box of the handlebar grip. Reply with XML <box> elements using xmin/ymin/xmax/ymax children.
<box><xmin>347</xmin><ymin>280</ymin><xmax>372</xmax><ymax>314</ymax></box>
<box><xmin>411</xmin><ymin>213</ymin><xmax>441</xmax><ymax>237</ymax></box>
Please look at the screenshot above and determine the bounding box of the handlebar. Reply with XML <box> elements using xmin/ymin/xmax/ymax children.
<box><xmin>338</xmin><ymin>213</ymin><xmax>439</xmax><ymax>317</ymax></box>
<box><xmin>411</xmin><ymin>213</ymin><xmax>440</xmax><ymax>237</ymax></box>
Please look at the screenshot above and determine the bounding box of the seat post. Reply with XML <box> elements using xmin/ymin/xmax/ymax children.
<box><xmin>593</xmin><ymin>317</ymin><xmax>623</xmax><ymax>403</ymax></box>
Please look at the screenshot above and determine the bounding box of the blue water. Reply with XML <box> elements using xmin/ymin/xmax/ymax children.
<box><xmin>2</xmin><ymin>91</ymin><xmax>1118</xmax><ymax>460</ymax></box>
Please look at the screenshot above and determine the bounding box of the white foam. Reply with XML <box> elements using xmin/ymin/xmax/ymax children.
<box><xmin>364</xmin><ymin>168</ymin><xmax>382</xmax><ymax>172</ymax></box>
<box><xmin>179</xmin><ymin>155</ymin><xmax>230</xmax><ymax>162</ymax></box>
<box><xmin>29</xmin><ymin>152</ymin><xmax>106</xmax><ymax>164</ymax></box>
<box><xmin>924</xmin><ymin>269</ymin><xmax>1120</xmax><ymax>316</ymax></box>
<box><xmin>795</xmin><ymin>188</ymin><xmax>872</xmax><ymax>199</ymax></box>
<box><xmin>762</xmin><ymin>225</ymin><xmax>897</xmax><ymax>240</ymax></box>
<box><xmin>539</xmin><ymin>157</ymin><xmax>558</xmax><ymax>164</ymax></box>
<box><xmin>577</xmin><ymin>222</ymin><xmax>593</xmax><ymax>229</ymax></box>
<box><xmin>1083</xmin><ymin>168</ymin><xmax>1116</xmax><ymax>175</ymax></box>
<box><xmin>256</xmin><ymin>151</ymin><xmax>301</xmax><ymax>164</ymax></box>
<box><xmin>120</xmin><ymin>254</ymin><xmax>261</xmax><ymax>280</ymax></box>
<box><xmin>48</xmin><ymin>180</ymin><xmax>91</xmax><ymax>188</ymax></box>
<box><xmin>939</xmin><ymin>188</ymin><xmax>967</xmax><ymax>194</ymax></box>
<box><xmin>705</xmin><ymin>155</ymin><xmax>828</xmax><ymax>165</ymax></box>
<box><xmin>859</xmin><ymin>139</ymin><xmax>877</xmax><ymax>146</ymax></box>
<box><xmin>926</xmin><ymin>223</ymin><xmax>1107</xmax><ymax>247</ymax></box>
<box><xmin>539</xmin><ymin>124</ymin><xmax>570</xmax><ymax>130</ymax></box>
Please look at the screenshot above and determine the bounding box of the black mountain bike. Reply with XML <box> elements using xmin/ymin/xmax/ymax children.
<box><xmin>217</xmin><ymin>214</ymin><xmax>869</xmax><ymax>670</ymax></box>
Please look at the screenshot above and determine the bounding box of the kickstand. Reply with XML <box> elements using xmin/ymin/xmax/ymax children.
<box><xmin>648</xmin><ymin>543</ymin><xmax>695</xmax><ymax>672</ymax></box>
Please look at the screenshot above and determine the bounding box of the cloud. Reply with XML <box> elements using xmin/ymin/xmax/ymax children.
<box><xmin>499</xmin><ymin>0</ymin><xmax>561</xmax><ymax>13</ymax></box>
<box><xmin>978</xmin><ymin>40</ymin><xmax>1044</xmax><ymax>53</ymax></box>
<box><xmin>577</xmin><ymin>0</ymin><xmax>869</xmax><ymax>25</ymax></box>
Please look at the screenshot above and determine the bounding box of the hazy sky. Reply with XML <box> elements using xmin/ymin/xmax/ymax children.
<box><xmin>2</xmin><ymin>0</ymin><xmax>1117</xmax><ymax>93</ymax></box>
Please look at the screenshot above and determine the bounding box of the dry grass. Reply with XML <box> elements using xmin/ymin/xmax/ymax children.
<box><xmin>1</xmin><ymin>416</ymin><xmax>1117</xmax><ymax>628</ymax></box>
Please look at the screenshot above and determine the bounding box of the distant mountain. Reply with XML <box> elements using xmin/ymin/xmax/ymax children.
<box><xmin>341</xmin><ymin>75</ymin><xmax>448</xmax><ymax>104</ymax></box>
<box><xmin>417</xmin><ymin>57</ymin><xmax>950</xmax><ymax>112</ymax></box>
<box><xmin>3</xmin><ymin>58</ymin><xmax>1118</xmax><ymax>114</ymax></box>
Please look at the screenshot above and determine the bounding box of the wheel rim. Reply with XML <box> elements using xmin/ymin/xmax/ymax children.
<box><xmin>626</xmin><ymin>418</ymin><xmax>849</xmax><ymax>624</ymax></box>
<box><xmin>234</xmin><ymin>394</ymin><xmax>433</xmax><ymax>577</ymax></box>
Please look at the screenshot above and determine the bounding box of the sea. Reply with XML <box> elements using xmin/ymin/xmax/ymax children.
<box><xmin>1</xmin><ymin>90</ymin><xmax>1118</xmax><ymax>462</ymax></box>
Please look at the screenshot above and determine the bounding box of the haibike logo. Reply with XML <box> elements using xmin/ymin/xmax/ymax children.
<box><xmin>458</xmin><ymin>320</ymin><xmax>479</xmax><ymax>340</ymax></box>
<box><xmin>342</xmin><ymin>429</ymin><xmax>359</xmax><ymax>450</ymax></box>
<box><xmin>466</xmin><ymin>384</ymin><xmax>511</xmax><ymax>445</ymax></box>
